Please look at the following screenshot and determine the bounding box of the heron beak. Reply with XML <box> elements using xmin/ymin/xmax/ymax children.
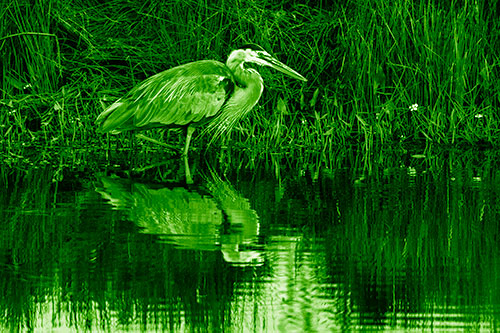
<box><xmin>252</xmin><ymin>52</ymin><xmax>308</xmax><ymax>82</ymax></box>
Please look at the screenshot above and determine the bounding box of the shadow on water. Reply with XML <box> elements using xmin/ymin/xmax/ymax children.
<box><xmin>1</xmin><ymin>147</ymin><xmax>500</xmax><ymax>330</ymax></box>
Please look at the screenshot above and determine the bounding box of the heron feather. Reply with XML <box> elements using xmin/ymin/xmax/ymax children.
<box><xmin>97</xmin><ymin>60</ymin><xmax>233</xmax><ymax>133</ymax></box>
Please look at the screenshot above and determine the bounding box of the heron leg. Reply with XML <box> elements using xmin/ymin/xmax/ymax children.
<box><xmin>183</xmin><ymin>125</ymin><xmax>195</xmax><ymax>184</ymax></box>
<box><xmin>135</xmin><ymin>133</ymin><xmax>180</xmax><ymax>151</ymax></box>
<box><xmin>184</xmin><ymin>153</ymin><xmax>193</xmax><ymax>184</ymax></box>
<box><xmin>183</xmin><ymin>126</ymin><xmax>195</xmax><ymax>156</ymax></box>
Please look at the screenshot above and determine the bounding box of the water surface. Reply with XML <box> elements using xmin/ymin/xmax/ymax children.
<box><xmin>1</xmin><ymin>149</ymin><xmax>499</xmax><ymax>331</ymax></box>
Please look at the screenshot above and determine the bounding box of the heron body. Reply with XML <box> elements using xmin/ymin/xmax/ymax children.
<box><xmin>98</xmin><ymin>61</ymin><xmax>237</xmax><ymax>134</ymax></box>
<box><xmin>96</xmin><ymin>44</ymin><xmax>307</xmax><ymax>182</ymax></box>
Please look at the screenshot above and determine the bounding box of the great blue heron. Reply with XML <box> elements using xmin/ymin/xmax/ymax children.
<box><xmin>96</xmin><ymin>44</ymin><xmax>307</xmax><ymax>182</ymax></box>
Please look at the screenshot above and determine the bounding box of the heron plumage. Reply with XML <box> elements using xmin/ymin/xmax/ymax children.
<box><xmin>203</xmin><ymin>68</ymin><xmax>264</xmax><ymax>143</ymax></box>
<box><xmin>97</xmin><ymin>60</ymin><xmax>234</xmax><ymax>133</ymax></box>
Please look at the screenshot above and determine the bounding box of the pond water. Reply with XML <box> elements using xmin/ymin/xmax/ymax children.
<box><xmin>1</xmin><ymin>149</ymin><xmax>500</xmax><ymax>331</ymax></box>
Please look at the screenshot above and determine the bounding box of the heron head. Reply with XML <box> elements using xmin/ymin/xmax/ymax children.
<box><xmin>226</xmin><ymin>44</ymin><xmax>307</xmax><ymax>82</ymax></box>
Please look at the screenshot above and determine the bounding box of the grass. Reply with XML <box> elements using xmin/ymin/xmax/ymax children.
<box><xmin>1</xmin><ymin>0</ymin><xmax>500</xmax><ymax>167</ymax></box>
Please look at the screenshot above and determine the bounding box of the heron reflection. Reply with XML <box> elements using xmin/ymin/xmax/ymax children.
<box><xmin>96</xmin><ymin>172</ymin><xmax>262</xmax><ymax>266</ymax></box>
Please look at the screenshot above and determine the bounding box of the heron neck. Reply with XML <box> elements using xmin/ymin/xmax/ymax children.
<box><xmin>232</xmin><ymin>63</ymin><xmax>255</xmax><ymax>87</ymax></box>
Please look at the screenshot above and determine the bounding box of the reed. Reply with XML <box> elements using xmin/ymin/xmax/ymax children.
<box><xmin>1</xmin><ymin>0</ymin><xmax>500</xmax><ymax>160</ymax></box>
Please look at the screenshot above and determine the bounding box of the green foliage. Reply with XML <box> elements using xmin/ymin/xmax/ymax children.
<box><xmin>1</xmin><ymin>0</ymin><xmax>500</xmax><ymax>158</ymax></box>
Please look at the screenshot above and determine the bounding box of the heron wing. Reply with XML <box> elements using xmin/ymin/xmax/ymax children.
<box><xmin>97</xmin><ymin>60</ymin><xmax>234</xmax><ymax>133</ymax></box>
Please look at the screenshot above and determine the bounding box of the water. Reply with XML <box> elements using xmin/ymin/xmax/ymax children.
<box><xmin>1</xmin><ymin>150</ymin><xmax>500</xmax><ymax>331</ymax></box>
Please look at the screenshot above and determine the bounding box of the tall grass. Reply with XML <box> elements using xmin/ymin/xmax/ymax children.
<box><xmin>339</xmin><ymin>0</ymin><xmax>500</xmax><ymax>147</ymax></box>
<box><xmin>1</xmin><ymin>0</ymin><xmax>500</xmax><ymax>164</ymax></box>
